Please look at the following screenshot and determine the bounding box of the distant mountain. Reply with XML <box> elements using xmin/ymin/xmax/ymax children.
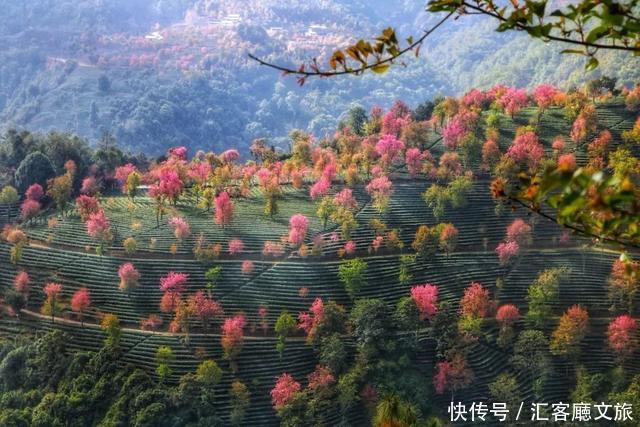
<box><xmin>1</xmin><ymin>0</ymin><xmax>638</xmax><ymax>156</ymax></box>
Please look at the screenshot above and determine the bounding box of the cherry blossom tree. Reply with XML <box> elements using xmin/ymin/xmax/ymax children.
<box><xmin>405</xmin><ymin>148</ymin><xmax>423</xmax><ymax>177</ymax></box>
<box><xmin>80</xmin><ymin>176</ymin><xmax>99</xmax><ymax>195</ymax></box>
<box><xmin>118</xmin><ymin>263</ymin><xmax>140</xmax><ymax>292</ymax></box>
<box><xmin>85</xmin><ymin>209</ymin><xmax>112</xmax><ymax>253</ymax></box>
<box><xmin>310</xmin><ymin>177</ymin><xmax>331</xmax><ymax>200</ymax></box>
<box><xmin>262</xmin><ymin>241</ymin><xmax>285</xmax><ymax>258</ymax></box>
<box><xmin>366</xmin><ymin>175</ymin><xmax>393</xmax><ymax>213</ymax></box>
<box><xmin>496</xmin><ymin>241</ymin><xmax>520</xmax><ymax>265</ymax></box>
<box><xmin>271</xmin><ymin>373</ymin><xmax>301</xmax><ymax>410</ymax></box>
<box><xmin>375</xmin><ymin>134</ymin><xmax>405</xmax><ymax>167</ymax></box>
<box><xmin>228</xmin><ymin>239</ymin><xmax>244</xmax><ymax>255</ymax></box>
<box><xmin>497</xmin><ymin>87</ymin><xmax>529</xmax><ymax>117</ymax></box>
<box><xmin>506</xmin><ymin>129</ymin><xmax>545</xmax><ymax>171</ymax></box>
<box><xmin>25</xmin><ymin>183</ymin><xmax>44</xmax><ymax>201</ymax></box>
<box><xmin>187</xmin><ymin>290</ymin><xmax>224</xmax><ymax>331</ymax></box>
<box><xmin>241</xmin><ymin>260</ymin><xmax>254</xmax><ymax>275</ymax></box>
<box><xmin>20</xmin><ymin>199</ymin><xmax>41</xmax><ymax>222</ymax></box>
<box><xmin>288</xmin><ymin>214</ymin><xmax>308</xmax><ymax>247</ymax></box>
<box><xmin>533</xmin><ymin>84</ymin><xmax>560</xmax><ymax>114</ymax></box>
<box><xmin>460</xmin><ymin>282</ymin><xmax>493</xmax><ymax>319</ymax></box>
<box><xmin>608</xmin><ymin>255</ymin><xmax>639</xmax><ymax>313</ymax></box>
<box><xmin>607</xmin><ymin>315</ymin><xmax>638</xmax><ymax>362</ymax></box>
<box><xmin>307</xmin><ymin>365</ymin><xmax>334</xmax><ymax>391</ymax></box>
<box><xmin>159</xmin><ymin>271</ymin><xmax>188</xmax><ymax>312</ymax></box>
<box><xmin>333</xmin><ymin>188</ymin><xmax>357</xmax><ymax>210</ymax></box>
<box><xmin>76</xmin><ymin>195</ymin><xmax>100</xmax><ymax>221</ymax></box>
<box><xmin>42</xmin><ymin>282</ymin><xmax>63</xmax><ymax>323</ymax></box>
<box><xmin>411</xmin><ymin>284</ymin><xmax>439</xmax><ymax>320</ymax></box>
<box><xmin>71</xmin><ymin>287</ymin><xmax>91</xmax><ymax>326</ymax></box>
<box><xmin>214</xmin><ymin>191</ymin><xmax>234</xmax><ymax>226</ymax></box>
<box><xmin>168</xmin><ymin>216</ymin><xmax>190</xmax><ymax>240</ymax></box>
<box><xmin>439</xmin><ymin>223</ymin><xmax>459</xmax><ymax>257</ymax></box>
<box><xmin>496</xmin><ymin>304</ymin><xmax>520</xmax><ymax>347</ymax></box>
<box><xmin>14</xmin><ymin>271</ymin><xmax>30</xmax><ymax>295</ymax></box>
<box><xmin>433</xmin><ymin>354</ymin><xmax>474</xmax><ymax>396</ymax></box>
<box><xmin>506</xmin><ymin>218</ymin><xmax>533</xmax><ymax>247</ymax></box>
<box><xmin>222</xmin><ymin>314</ymin><xmax>246</xmax><ymax>373</ymax></box>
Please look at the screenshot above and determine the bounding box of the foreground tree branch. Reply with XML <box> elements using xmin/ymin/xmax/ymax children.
<box><xmin>248</xmin><ymin>12</ymin><xmax>454</xmax><ymax>85</ymax></box>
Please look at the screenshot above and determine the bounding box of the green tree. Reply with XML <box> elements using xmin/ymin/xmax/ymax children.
<box><xmin>275</xmin><ymin>311</ymin><xmax>297</xmax><ymax>357</ymax></box>
<box><xmin>155</xmin><ymin>346</ymin><xmax>174</xmax><ymax>383</ymax></box>
<box><xmin>14</xmin><ymin>151</ymin><xmax>55</xmax><ymax>193</ymax></box>
<box><xmin>338</xmin><ymin>258</ymin><xmax>367</xmax><ymax>299</ymax></box>
<box><xmin>230</xmin><ymin>380</ymin><xmax>250</xmax><ymax>426</ymax></box>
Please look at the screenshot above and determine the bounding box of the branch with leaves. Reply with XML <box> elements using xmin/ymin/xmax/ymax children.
<box><xmin>428</xmin><ymin>0</ymin><xmax>640</xmax><ymax>70</ymax></box>
<box><xmin>493</xmin><ymin>167</ymin><xmax>640</xmax><ymax>249</ymax></box>
<box><xmin>248</xmin><ymin>12</ymin><xmax>454</xmax><ymax>85</ymax></box>
<box><xmin>250</xmin><ymin>0</ymin><xmax>640</xmax><ymax>80</ymax></box>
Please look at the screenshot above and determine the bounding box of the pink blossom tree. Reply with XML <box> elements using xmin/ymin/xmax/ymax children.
<box><xmin>71</xmin><ymin>287</ymin><xmax>91</xmax><ymax>326</ymax></box>
<box><xmin>607</xmin><ymin>315</ymin><xmax>638</xmax><ymax>362</ymax></box>
<box><xmin>307</xmin><ymin>365</ymin><xmax>334</xmax><ymax>391</ymax></box>
<box><xmin>85</xmin><ymin>209</ymin><xmax>112</xmax><ymax>253</ymax></box>
<box><xmin>187</xmin><ymin>290</ymin><xmax>224</xmax><ymax>331</ymax></box>
<box><xmin>405</xmin><ymin>148</ymin><xmax>423</xmax><ymax>177</ymax></box>
<box><xmin>42</xmin><ymin>282</ymin><xmax>63</xmax><ymax>323</ymax></box>
<box><xmin>496</xmin><ymin>241</ymin><xmax>520</xmax><ymax>265</ymax></box>
<box><xmin>375</xmin><ymin>134</ymin><xmax>405</xmax><ymax>167</ymax></box>
<box><xmin>20</xmin><ymin>199</ymin><xmax>41</xmax><ymax>222</ymax></box>
<box><xmin>214</xmin><ymin>191</ymin><xmax>234</xmax><ymax>226</ymax></box>
<box><xmin>222</xmin><ymin>314</ymin><xmax>246</xmax><ymax>372</ymax></box>
<box><xmin>118</xmin><ymin>263</ymin><xmax>140</xmax><ymax>292</ymax></box>
<box><xmin>498</xmin><ymin>87</ymin><xmax>529</xmax><ymax>117</ymax></box>
<box><xmin>506</xmin><ymin>218</ymin><xmax>532</xmax><ymax>247</ymax></box>
<box><xmin>460</xmin><ymin>282</ymin><xmax>493</xmax><ymax>318</ymax></box>
<box><xmin>333</xmin><ymin>188</ymin><xmax>357</xmax><ymax>210</ymax></box>
<box><xmin>411</xmin><ymin>284</ymin><xmax>439</xmax><ymax>320</ymax></box>
<box><xmin>309</xmin><ymin>177</ymin><xmax>331</xmax><ymax>200</ymax></box>
<box><xmin>506</xmin><ymin>130</ymin><xmax>544</xmax><ymax>171</ymax></box>
<box><xmin>25</xmin><ymin>183</ymin><xmax>44</xmax><ymax>201</ymax></box>
<box><xmin>262</xmin><ymin>241</ymin><xmax>285</xmax><ymax>257</ymax></box>
<box><xmin>365</xmin><ymin>175</ymin><xmax>393</xmax><ymax>213</ymax></box>
<box><xmin>14</xmin><ymin>271</ymin><xmax>30</xmax><ymax>295</ymax></box>
<box><xmin>288</xmin><ymin>214</ymin><xmax>308</xmax><ymax>247</ymax></box>
<box><xmin>228</xmin><ymin>239</ymin><xmax>244</xmax><ymax>255</ymax></box>
<box><xmin>241</xmin><ymin>260</ymin><xmax>254</xmax><ymax>275</ymax></box>
<box><xmin>271</xmin><ymin>373</ymin><xmax>301</xmax><ymax>410</ymax></box>
<box><xmin>533</xmin><ymin>84</ymin><xmax>560</xmax><ymax>112</ymax></box>
<box><xmin>76</xmin><ymin>195</ymin><xmax>100</xmax><ymax>221</ymax></box>
<box><xmin>168</xmin><ymin>217</ymin><xmax>190</xmax><ymax>240</ymax></box>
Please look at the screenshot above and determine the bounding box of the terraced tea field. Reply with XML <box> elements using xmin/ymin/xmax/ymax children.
<box><xmin>1</xmin><ymin>100</ymin><xmax>639</xmax><ymax>425</ymax></box>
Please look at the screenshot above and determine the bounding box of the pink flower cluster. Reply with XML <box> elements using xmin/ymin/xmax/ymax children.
<box><xmin>25</xmin><ymin>183</ymin><xmax>44</xmax><ymax>201</ymax></box>
<box><xmin>365</xmin><ymin>175</ymin><xmax>393</xmax><ymax>198</ymax></box>
<box><xmin>298</xmin><ymin>297</ymin><xmax>324</xmax><ymax>334</ymax></box>
<box><xmin>333</xmin><ymin>188</ymin><xmax>357</xmax><ymax>210</ymax></box>
<box><xmin>496</xmin><ymin>241</ymin><xmax>520</xmax><ymax>265</ymax></box>
<box><xmin>221</xmin><ymin>149</ymin><xmax>240</xmax><ymax>163</ymax></box>
<box><xmin>288</xmin><ymin>214</ymin><xmax>308</xmax><ymax>246</ymax></box>
<box><xmin>86</xmin><ymin>209</ymin><xmax>111</xmax><ymax>240</ymax></box>
<box><xmin>375</xmin><ymin>134</ymin><xmax>405</xmax><ymax>164</ymax></box>
<box><xmin>228</xmin><ymin>238</ymin><xmax>244</xmax><ymax>255</ymax></box>
<box><xmin>214</xmin><ymin>191</ymin><xmax>234</xmax><ymax>226</ymax></box>
<box><xmin>310</xmin><ymin>177</ymin><xmax>330</xmax><ymax>200</ymax></box>
<box><xmin>118</xmin><ymin>263</ymin><xmax>140</xmax><ymax>291</ymax></box>
<box><xmin>159</xmin><ymin>271</ymin><xmax>188</xmax><ymax>294</ymax></box>
<box><xmin>14</xmin><ymin>271</ymin><xmax>30</xmax><ymax>294</ymax></box>
<box><xmin>497</xmin><ymin>87</ymin><xmax>529</xmax><ymax>116</ymax></box>
<box><xmin>262</xmin><ymin>241</ymin><xmax>285</xmax><ymax>257</ymax></box>
<box><xmin>169</xmin><ymin>217</ymin><xmax>190</xmax><ymax>240</ymax></box>
<box><xmin>495</xmin><ymin>304</ymin><xmax>520</xmax><ymax>327</ymax></box>
<box><xmin>411</xmin><ymin>284</ymin><xmax>439</xmax><ymax>320</ymax></box>
<box><xmin>506</xmin><ymin>130</ymin><xmax>544</xmax><ymax>170</ymax></box>
<box><xmin>533</xmin><ymin>84</ymin><xmax>560</xmax><ymax>110</ymax></box>
<box><xmin>271</xmin><ymin>373</ymin><xmax>301</xmax><ymax>410</ymax></box>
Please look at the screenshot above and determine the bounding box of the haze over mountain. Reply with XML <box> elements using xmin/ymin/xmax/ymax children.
<box><xmin>1</xmin><ymin>0</ymin><xmax>638</xmax><ymax>155</ymax></box>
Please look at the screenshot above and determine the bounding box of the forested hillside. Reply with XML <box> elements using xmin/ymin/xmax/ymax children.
<box><xmin>1</xmin><ymin>0</ymin><xmax>638</xmax><ymax>156</ymax></box>
<box><xmin>1</xmin><ymin>80</ymin><xmax>639</xmax><ymax>425</ymax></box>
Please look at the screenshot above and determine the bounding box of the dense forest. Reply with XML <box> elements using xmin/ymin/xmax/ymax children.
<box><xmin>1</xmin><ymin>0</ymin><xmax>639</xmax><ymax>156</ymax></box>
